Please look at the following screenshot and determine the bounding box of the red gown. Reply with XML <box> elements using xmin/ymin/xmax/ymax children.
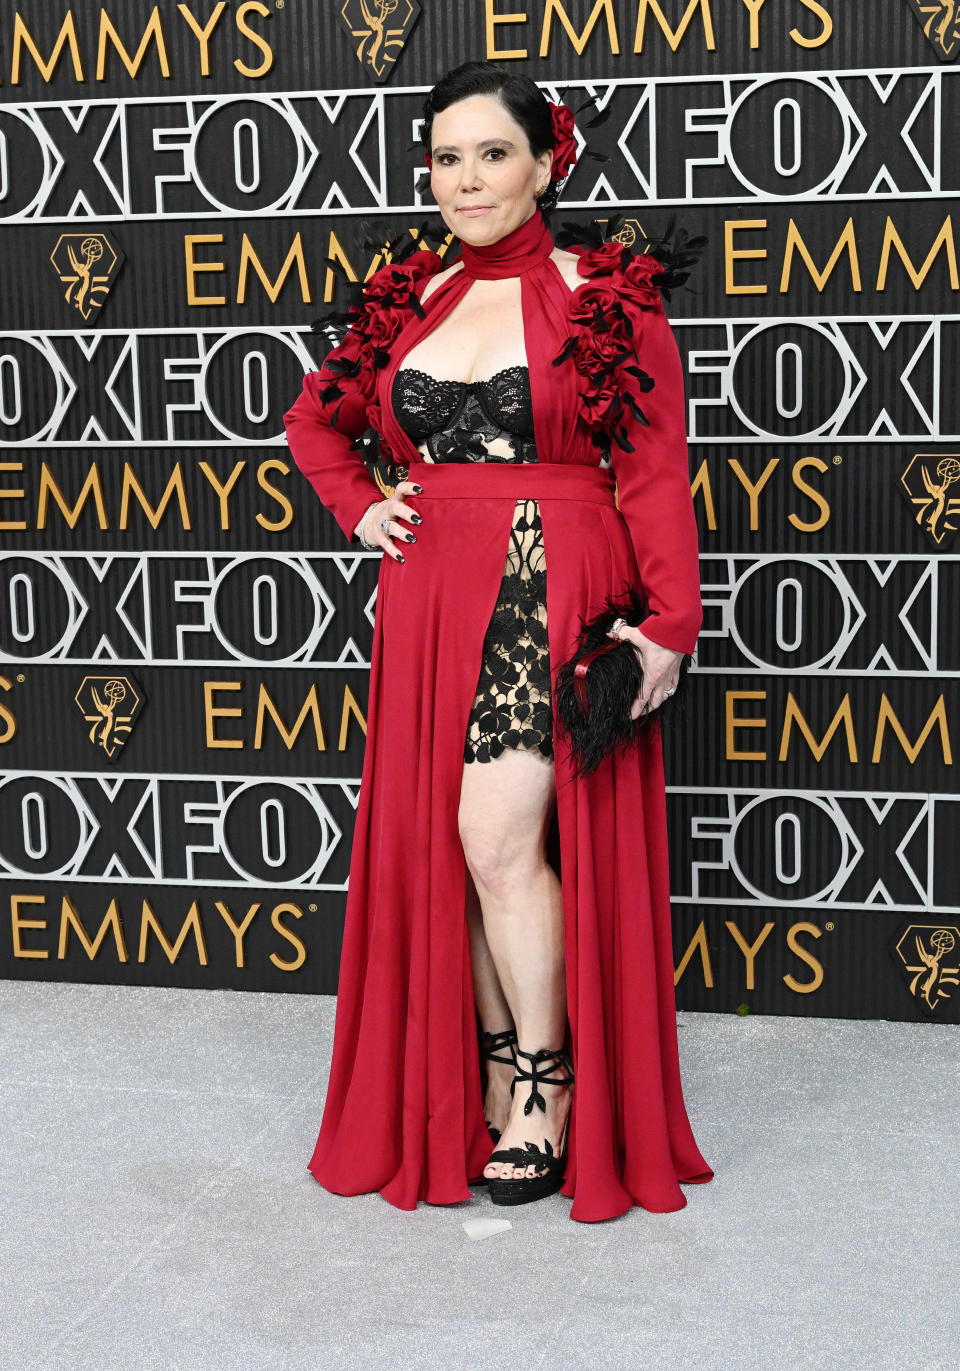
<box><xmin>283</xmin><ymin>212</ymin><xmax>714</xmax><ymax>1222</ymax></box>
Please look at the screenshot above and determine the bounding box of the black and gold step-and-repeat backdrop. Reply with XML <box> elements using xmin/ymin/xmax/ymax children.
<box><xmin>0</xmin><ymin>1</ymin><xmax>957</xmax><ymax>1020</ymax></box>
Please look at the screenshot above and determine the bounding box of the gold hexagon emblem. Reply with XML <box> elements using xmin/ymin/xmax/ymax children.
<box><xmin>599</xmin><ymin>218</ymin><xmax>650</xmax><ymax>250</ymax></box>
<box><xmin>49</xmin><ymin>231</ymin><xmax>124</xmax><ymax>321</ymax></box>
<box><xmin>900</xmin><ymin>453</ymin><xmax>960</xmax><ymax>545</ymax></box>
<box><xmin>74</xmin><ymin>674</ymin><xmax>144</xmax><ymax>760</ymax></box>
<box><xmin>902</xmin><ymin>2</ymin><xmax>960</xmax><ymax>59</ymax></box>
<box><xmin>893</xmin><ymin>924</ymin><xmax>960</xmax><ymax>1014</ymax></box>
<box><xmin>337</xmin><ymin>0</ymin><xmax>421</xmax><ymax>83</ymax></box>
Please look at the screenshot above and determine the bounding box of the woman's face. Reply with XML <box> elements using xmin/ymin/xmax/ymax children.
<box><xmin>428</xmin><ymin>93</ymin><xmax>553</xmax><ymax>245</ymax></box>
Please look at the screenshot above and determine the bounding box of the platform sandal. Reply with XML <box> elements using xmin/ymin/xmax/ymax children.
<box><xmin>468</xmin><ymin>1025</ymin><xmax>518</xmax><ymax>1188</ymax></box>
<box><xmin>486</xmin><ymin>1044</ymin><xmax>574</xmax><ymax>1207</ymax></box>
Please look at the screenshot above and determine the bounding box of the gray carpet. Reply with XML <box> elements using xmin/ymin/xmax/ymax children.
<box><xmin>1</xmin><ymin>978</ymin><xmax>955</xmax><ymax>1371</ymax></box>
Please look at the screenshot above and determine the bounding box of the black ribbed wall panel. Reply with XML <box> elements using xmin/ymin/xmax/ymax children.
<box><xmin>0</xmin><ymin>1</ymin><xmax>956</xmax><ymax>1020</ymax></box>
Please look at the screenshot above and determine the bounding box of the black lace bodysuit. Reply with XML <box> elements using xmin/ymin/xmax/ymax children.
<box><xmin>391</xmin><ymin>364</ymin><xmax>553</xmax><ymax>765</ymax></box>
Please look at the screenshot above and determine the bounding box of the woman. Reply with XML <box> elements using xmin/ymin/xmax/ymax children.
<box><xmin>283</xmin><ymin>60</ymin><xmax>714</xmax><ymax>1222</ymax></box>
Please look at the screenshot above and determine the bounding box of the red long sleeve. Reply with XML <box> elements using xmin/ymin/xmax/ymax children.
<box><xmin>283</xmin><ymin>358</ymin><xmax>384</xmax><ymax>546</ymax></box>
<box><xmin>284</xmin><ymin>250</ymin><xmax>445</xmax><ymax>544</ymax></box>
<box><xmin>612</xmin><ymin>303</ymin><xmax>702</xmax><ymax>656</ymax></box>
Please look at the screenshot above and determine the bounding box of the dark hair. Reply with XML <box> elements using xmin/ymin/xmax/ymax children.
<box><xmin>421</xmin><ymin>59</ymin><xmax>564</xmax><ymax>214</ymax></box>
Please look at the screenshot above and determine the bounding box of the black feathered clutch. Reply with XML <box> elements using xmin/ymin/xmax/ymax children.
<box><xmin>554</xmin><ymin>586</ymin><xmax>692</xmax><ymax>777</ymax></box>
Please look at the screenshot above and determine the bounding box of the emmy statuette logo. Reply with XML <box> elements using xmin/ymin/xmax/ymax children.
<box><xmin>900</xmin><ymin>454</ymin><xmax>960</xmax><ymax>545</ymax></box>
<box><xmin>74</xmin><ymin>674</ymin><xmax>144</xmax><ymax>760</ymax></box>
<box><xmin>892</xmin><ymin>925</ymin><xmax>960</xmax><ymax>1015</ymax></box>
<box><xmin>337</xmin><ymin>0</ymin><xmax>421</xmax><ymax>82</ymax></box>
<box><xmin>597</xmin><ymin>218</ymin><xmax>650</xmax><ymax>250</ymax></box>
<box><xmin>902</xmin><ymin>1</ymin><xmax>960</xmax><ymax>58</ymax></box>
<box><xmin>49</xmin><ymin>232</ymin><xmax>124</xmax><ymax>322</ymax></box>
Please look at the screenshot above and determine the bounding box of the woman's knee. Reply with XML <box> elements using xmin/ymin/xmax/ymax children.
<box><xmin>458</xmin><ymin>807</ymin><xmax>544</xmax><ymax>897</ymax></box>
<box><xmin>458</xmin><ymin>749</ymin><xmax>555</xmax><ymax>895</ymax></box>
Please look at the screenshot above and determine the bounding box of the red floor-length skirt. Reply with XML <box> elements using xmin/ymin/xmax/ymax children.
<box><xmin>308</xmin><ymin>461</ymin><xmax>714</xmax><ymax>1223</ymax></box>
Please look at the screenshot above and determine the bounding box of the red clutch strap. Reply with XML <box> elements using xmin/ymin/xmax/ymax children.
<box><xmin>572</xmin><ymin>639</ymin><xmax>622</xmax><ymax>714</ymax></box>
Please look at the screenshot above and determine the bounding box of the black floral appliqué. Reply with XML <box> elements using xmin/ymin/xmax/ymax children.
<box><xmin>464</xmin><ymin>498</ymin><xmax>553</xmax><ymax>765</ymax></box>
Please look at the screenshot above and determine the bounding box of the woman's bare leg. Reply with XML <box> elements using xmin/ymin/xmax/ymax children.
<box><xmin>465</xmin><ymin>870</ymin><xmax>515</xmax><ymax>1136</ymax></box>
<box><xmin>459</xmin><ymin>747</ymin><xmax>573</xmax><ymax>1181</ymax></box>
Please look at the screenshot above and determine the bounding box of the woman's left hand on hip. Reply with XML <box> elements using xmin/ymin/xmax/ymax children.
<box><xmin>606</xmin><ymin>624</ymin><xmax>682</xmax><ymax>719</ymax></box>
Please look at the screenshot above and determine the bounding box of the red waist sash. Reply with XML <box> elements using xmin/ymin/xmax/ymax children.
<box><xmin>407</xmin><ymin>461</ymin><xmax>617</xmax><ymax>505</ymax></box>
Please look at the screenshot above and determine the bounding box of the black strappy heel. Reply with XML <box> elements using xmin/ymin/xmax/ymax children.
<box><xmin>486</xmin><ymin>1044</ymin><xmax>574</xmax><ymax>1207</ymax></box>
<box><xmin>468</xmin><ymin>1025</ymin><xmax>518</xmax><ymax>1189</ymax></box>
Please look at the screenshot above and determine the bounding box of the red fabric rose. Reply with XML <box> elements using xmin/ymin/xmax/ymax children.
<box><xmin>620</xmin><ymin>253</ymin><xmax>663</xmax><ymax>310</ymax></box>
<box><xmin>331</xmin><ymin>327</ymin><xmax>375</xmax><ymax>374</ymax></box>
<box><xmin>548</xmin><ymin>102</ymin><xmax>578</xmax><ymax>182</ymax></box>
<box><xmin>550</xmin><ymin>240</ymin><xmax>665</xmax><ymax>447</ymax></box>
<box><xmin>363</xmin><ymin>262</ymin><xmax>417</xmax><ymax>304</ymax></box>
<box><xmin>572</xmin><ymin>329</ymin><xmax>628</xmax><ymax>378</ymax></box>
<box><xmin>364</xmin><ymin>251</ymin><xmax>443</xmax><ymax>306</ymax></box>
<box><xmin>579</xmin><ymin>384</ymin><xmax>619</xmax><ymax>425</ymax></box>
<box><xmin>575</xmin><ymin>241</ymin><xmax>625</xmax><ymax>277</ymax></box>
<box><xmin>311</xmin><ymin>245</ymin><xmax>443</xmax><ymax>433</ymax></box>
<box><xmin>568</xmin><ymin>280</ymin><xmax>625</xmax><ymax>328</ymax></box>
<box><xmin>400</xmin><ymin>250</ymin><xmax>445</xmax><ymax>296</ymax></box>
<box><xmin>364</xmin><ymin>306</ymin><xmax>407</xmax><ymax>351</ymax></box>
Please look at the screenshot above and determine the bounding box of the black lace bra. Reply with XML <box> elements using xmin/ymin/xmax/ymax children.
<box><xmin>392</xmin><ymin>364</ymin><xmax>538</xmax><ymax>464</ymax></box>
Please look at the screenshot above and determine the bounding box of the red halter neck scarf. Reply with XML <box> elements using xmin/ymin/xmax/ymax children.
<box><xmin>456</xmin><ymin>208</ymin><xmax>555</xmax><ymax>279</ymax></box>
<box><xmin>379</xmin><ymin>206</ymin><xmax>579</xmax><ymax>470</ymax></box>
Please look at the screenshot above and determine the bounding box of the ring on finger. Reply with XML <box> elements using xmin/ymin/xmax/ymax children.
<box><xmin>379</xmin><ymin>516</ymin><xmax>392</xmax><ymax>535</ymax></box>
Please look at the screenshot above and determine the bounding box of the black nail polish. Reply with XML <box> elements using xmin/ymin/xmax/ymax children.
<box><xmin>397</xmin><ymin>553</ymin><xmax>405</xmax><ymax>563</ymax></box>
<box><xmin>412</xmin><ymin>484</ymin><xmax>423</xmax><ymax>494</ymax></box>
<box><xmin>406</xmin><ymin>533</ymin><xmax>416</xmax><ymax>543</ymax></box>
<box><xmin>411</xmin><ymin>513</ymin><xmax>422</xmax><ymax>524</ymax></box>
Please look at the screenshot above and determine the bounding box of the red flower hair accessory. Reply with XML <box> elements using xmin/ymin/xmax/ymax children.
<box><xmin>547</xmin><ymin>101</ymin><xmax>578</xmax><ymax>182</ymax></box>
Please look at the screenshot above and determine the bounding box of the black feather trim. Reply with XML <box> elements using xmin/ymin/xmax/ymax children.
<box><xmin>553</xmin><ymin>217</ymin><xmax>605</xmax><ymax>252</ymax></box>
<box><xmin>308</xmin><ymin>219</ymin><xmax>439</xmax><ymax>345</ymax></box>
<box><xmin>621</xmin><ymin>391</ymin><xmax>650</xmax><ymax>425</ymax></box>
<box><xmin>552</xmin><ymin>336</ymin><xmax>579</xmax><ymax>366</ymax></box>
<box><xmin>552</xmin><ymin>214</ymin><xmax>707</xmax><ymax>302</ymax></box>
<box><xmin>623</xmin><ymin>365</ymin><xmax>655</xmax><ymax>391</ymax></box>
<box><xmin>643</xmin><ymin>215</ymin><xmax>709</xmax><ymax>299</ymax></box>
